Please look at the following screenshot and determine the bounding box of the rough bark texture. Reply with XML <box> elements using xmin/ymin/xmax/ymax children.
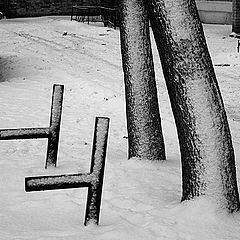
<box><xmin>146</xmin><ymin>0</ymin><xmax>240</xmax><ymax>212</ymax></box>
<box><xmin>232</xmin><ymin>0</ymin><xmax>240</xmax><ymax>34</ymax></box>
<box><xmin>119</xmin><ymin>0</ymin><xmax>166</xmax><ymax>161</ymax></box>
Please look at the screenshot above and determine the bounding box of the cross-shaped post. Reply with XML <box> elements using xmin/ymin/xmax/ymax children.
<box><xmin>25</xmin><ymin>117</ymin><xmax>110</xmax><ymax>226</ymax></box>
<box><xmin>0</xmin><ymin>84</ymin><xmax>64</xmax><ymax>168</ymax></box>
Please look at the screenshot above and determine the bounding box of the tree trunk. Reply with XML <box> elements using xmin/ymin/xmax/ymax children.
<box><xmin>232</xmin><ymin>0</ymin><xmax>240</xmax><ymax>34</ymax></box>
<box><xmin>119</xmin><ymin>0</ymin><xmax>166</xmax><ymax>161</ymax></box>
<box><xmin>146</xmin><ymin>0</ymin><xmax>240</xmax><ymax>212</ymax></box>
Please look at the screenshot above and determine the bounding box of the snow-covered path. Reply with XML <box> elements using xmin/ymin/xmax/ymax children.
<box><xmin>0</xmin><ymin>16</ymin><xmax>240</xmax><ymax>239</ymax></box>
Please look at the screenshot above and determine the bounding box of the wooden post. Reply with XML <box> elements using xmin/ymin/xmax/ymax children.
<box><xmin>25</xmin><ymin>117</ymin><xmax>110</xmax><ymax>226</ymax></box>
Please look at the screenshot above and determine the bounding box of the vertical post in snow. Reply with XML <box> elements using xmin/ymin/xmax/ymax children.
<box><xmin>45</xmin><ymin>84</ymin><xmax>64</xmax><ymax>168</ymax></box>
<box><xmin>84</xmin><ymin>117</ymin><xmax>110</xmax><ymax>226</ymax></box>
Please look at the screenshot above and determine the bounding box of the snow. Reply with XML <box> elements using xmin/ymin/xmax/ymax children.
<box><xmin>0</xmin><ymin>16</ymin><xmax>240</xmax><ymax>239</ymax></box>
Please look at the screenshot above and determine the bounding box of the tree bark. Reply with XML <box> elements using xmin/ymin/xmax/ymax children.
<box><xmin>119</xmin><ymin>0</ymin><xmax>166</xmax><ymax>161</ymax></box>
<box><xmin>146</xmin><ymin>0</ymin><xmax>240</xmax><ymax>212</ymax></box>
<box><xmin>232</xmin><ymin>0</ymin><xmax>240</xmax><ymax>34</ymax></box>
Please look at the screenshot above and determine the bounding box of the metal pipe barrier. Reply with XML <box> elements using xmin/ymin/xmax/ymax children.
<box><xmin>0</xmin><ymin>84</ymin><xmax>64</xmax><ymax>168</ymax></box>
<box><xmin>25</xmin><ymin>117</ymin><xmax>110</xmax><ymax>226</ymax></box>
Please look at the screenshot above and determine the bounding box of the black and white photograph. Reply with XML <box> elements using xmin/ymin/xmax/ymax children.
<box><xmin>0</xmin><ymin>0</ymin><xmax>240</xmax><ymax>239</ymax></box>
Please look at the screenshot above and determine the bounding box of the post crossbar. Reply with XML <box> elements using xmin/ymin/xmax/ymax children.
<box><xmin>0</xmin><ymin>84</ymin><xmax>64</xmax><ymax>168</ymax></box>
<box><xmin>25</xmin><ymin>117</ymin><xmax>110</xmax><ymax>226</ymax></box>
<box><xmin>0</xmin><ymin>128</ymin><xmax>50</xmax><ymax>140</ymax></box>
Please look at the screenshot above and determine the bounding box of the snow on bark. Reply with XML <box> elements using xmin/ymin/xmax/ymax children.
<box><xmin>119</xmin><ymin>0</ymin><xmax>166</xmax><ymax>161</ymax></box>
<box><xmin>232</xmin><ymin>0</ymin><xmax>240</xmax><ymax>34</ymax></box>
<box><xmin>146</xmin><ymin>0</ymin><xmax>240</xmax><ymax>212</ymax></box>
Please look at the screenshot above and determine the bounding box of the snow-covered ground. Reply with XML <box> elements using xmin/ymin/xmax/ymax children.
<box><xmin>0</xmin><ymin>16</ymin><xmax>240</xmax><ymax>239</ymax></box>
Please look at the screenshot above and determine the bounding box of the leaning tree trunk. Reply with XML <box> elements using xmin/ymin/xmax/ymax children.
<box><xmin>119</xmin><ymin>0</ymin><xmax>166</xmax><ymax>161</ymax></box>
<box><xmin>146</xmin><ymin>0</ymin><xmax>240</xmax><ymax>212</ymax></box>
<box><xmin>232</xmin><ymin>0</ymin><xmax>240</xmax><ymax>34</ymax></box>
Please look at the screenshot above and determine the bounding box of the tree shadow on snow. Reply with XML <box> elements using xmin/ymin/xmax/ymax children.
<box><xmin>0</xmin><ymin>55</ymin><xmax>20</xmax><ymax>82</ymax></box>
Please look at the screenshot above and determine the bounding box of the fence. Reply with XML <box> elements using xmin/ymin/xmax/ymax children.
<box><xmin>0</xmin><ymin>84</ymin><xmax>64</xmax><ymax>168</ymax></box>
<box><xmin>25</xmin><ymin>117</ymin><xmax>110</xmax><ymax>226</ymax></box>
<box><xmin>0</xmin><ymin>0</ymin><xmax>117</xmax><ymax>18</ymax></box>
<box><xmin>0</xmin><ymin>84</ymin><xmax>110</xmax><ymax>225</ymax></box>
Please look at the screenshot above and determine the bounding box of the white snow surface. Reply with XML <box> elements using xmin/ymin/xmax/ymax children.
<box><xmin>0</xmin><ymin>16</ymin><xmax>240</xmax><ymax>239</ymax></box>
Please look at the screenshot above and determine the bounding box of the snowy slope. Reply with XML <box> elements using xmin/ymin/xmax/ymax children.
<box><xmin>0</xmin><ymin>16</ymin><xmax>240</xmax><ymax>239</ymax></box>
